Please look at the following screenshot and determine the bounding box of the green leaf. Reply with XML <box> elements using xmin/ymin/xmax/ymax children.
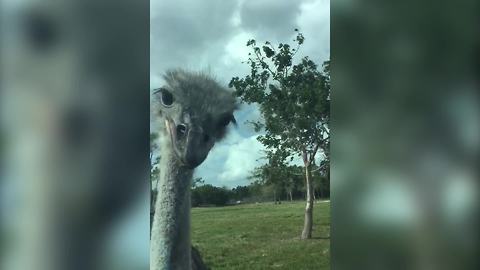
<box><xmin>263</xmin><ymin>46</ymin><xmax>275</xmax><ymax>58</ymax></box>
<box><xmin>236</xmin><ymin>31</ymin><xmax>330</xmax><ymax>170</ymax></box>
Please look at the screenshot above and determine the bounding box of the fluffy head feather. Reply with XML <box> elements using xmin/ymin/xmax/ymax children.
<box><xmin>152</xmin><ymin>69</ymin><xmax>238</xmax><ymax>168</ymax></box>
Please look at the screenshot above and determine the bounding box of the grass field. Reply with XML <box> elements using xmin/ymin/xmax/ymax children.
<box><xmin>191</xmin><ymin>201</ymin><xmax>330</xmax><ymax>270</ymax></box>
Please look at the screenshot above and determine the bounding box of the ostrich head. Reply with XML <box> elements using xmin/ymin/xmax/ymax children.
<box><xmin>152</xmin><ymin>69</ymin><xmax>238</xmax><ymax>169</ymax></box>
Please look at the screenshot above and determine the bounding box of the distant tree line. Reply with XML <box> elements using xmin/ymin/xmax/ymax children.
<box><xmin>151</xmin><ymin>172</ymin><xmax>329</xmax><ymax>210</ymax></box>
<box><xmin>189</xmin><ymin>167</ymin><xmax>329</xmax><ymax>207</ymax></box>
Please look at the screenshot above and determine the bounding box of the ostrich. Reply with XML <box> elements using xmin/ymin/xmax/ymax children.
<box><xmin>150</xmin><ymin>70</ymin><xmax>238</xmax><ymax>270</ymax></box>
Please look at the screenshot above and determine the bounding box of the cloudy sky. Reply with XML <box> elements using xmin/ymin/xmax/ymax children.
<box><xmin>151</xmin><ymin>0</ymin><xmax>330</xmax><ymax>188</ymax></box>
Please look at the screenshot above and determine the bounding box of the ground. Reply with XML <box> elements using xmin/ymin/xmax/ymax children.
<box><xmin>191</xmin><ymin>201</ymin><xmax>330</xmax><ymax>270</ymax></box>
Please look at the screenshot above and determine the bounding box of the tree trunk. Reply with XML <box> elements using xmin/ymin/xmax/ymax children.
<box><xmin>273</xmin><ymin>190</ymin><xmax>277</xmax><ymax>204</ymax></box>
<box><xmin>301</xmin><ymin>165</ymin><xmax>314</xmax><ymax>239</ymax></box>
<box><xmin>289</xmin><ymin>190</ymin><xmax>293</xmax><ymax>201</ymax></box>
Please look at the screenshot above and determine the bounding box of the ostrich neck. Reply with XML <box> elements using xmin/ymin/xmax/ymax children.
<box><xmin>151</xmin><ymin>139</ymin><xmax>193</xmax><ymax>270</ymax></box>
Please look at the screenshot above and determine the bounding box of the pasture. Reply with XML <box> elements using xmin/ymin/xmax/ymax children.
<box><xmin>192</xmin><ymin>201</ymin><xmax>330</xmax><ymax>269</ymax></box>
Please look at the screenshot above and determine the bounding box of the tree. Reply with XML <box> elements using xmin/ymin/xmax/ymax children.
<box><xmin>192</xmin><ymin>177</ymin><xmax>205</xmax><ymax>188</ymax></box>
<box><xmin>248</xmin><ymin>152</ymin><xmax>289</xmax><ymax>203</ymax></box>
<box><xmin>311</xmin><ymin>162</ymin><xmax>330</xmax><ymax>200</ymax></box>
<box><xmin>191</xmin><ymin>184</ymin><xmax>231</xmax><ymax>207</ymax></box>
<box><xmin>283</xmin><ymin>165</ymin><xmax>304</xmax><ymax>201</ymax></box>
<box><xmin>231</xmin><ymin>186</ymin><xmax>251</xmax><ymax>201</ymax></box>
<box><xmin>229</xmin><ymin>30</ymin><xmax>330</xmax><ymax>239</ymax></box>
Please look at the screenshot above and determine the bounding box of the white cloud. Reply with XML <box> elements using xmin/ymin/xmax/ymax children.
<box><xmin>196</xmin><ymin>132</ymin><xmax>266</xmax><ymax>188</ymax></box>
<box><xmin>218</xmin><ymin>135</ymin><xmax>265</xmax><ymax>182</ymax></box>
<box><xmin>222</xmin><ymin>31</ymin><xmax>253</xmax><ymax>67</ymax></box>
<box><xmin>297</xmin><ymin>0</ymin><xmax>330</xmax><ymax>63</ymax></box>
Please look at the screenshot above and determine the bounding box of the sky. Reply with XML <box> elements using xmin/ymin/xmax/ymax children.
<box><xmin>150</xmin><ymin>0</ymin><xmax>330</xmax><ymax>188</ymax></box>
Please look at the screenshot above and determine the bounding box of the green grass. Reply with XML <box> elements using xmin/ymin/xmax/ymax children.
<box><xmin>191</xmin><ymin>201</ymin><xmax>330</xmax><ymax>270</ymax></box>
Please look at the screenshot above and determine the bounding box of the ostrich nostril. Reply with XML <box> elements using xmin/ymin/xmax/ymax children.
<box><xmin>176</xmin><ymin>124</ymin><xmax>187</xmax><ymax>137</ymax></box>
<box><xmin>203</xmin><ymin>134</ymin><xmax>210</xmax><ymax>142</ymax></box>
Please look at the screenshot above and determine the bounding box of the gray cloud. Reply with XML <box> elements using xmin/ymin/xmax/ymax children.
<box><xmin>297</xmin><ymin>0</ymin><xmax>330</xmax><ymax>63</ymax></box>
<box><xmin>195</xmin><ymin>131</ymin><xmax>265</xmax><ymax>187</ymax></box>
<box><xmin>150</xmin><ymin>0</ymin><xmax>239</xmax><ymax>85</ymax></box>
<box><xmin>239</xmin><ymin>0</ymin><xmax>302</xmax><ymax>40</ymax></box>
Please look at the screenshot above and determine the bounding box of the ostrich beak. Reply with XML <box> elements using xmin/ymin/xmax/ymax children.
<box><xmin>184</xmin><ymin>129</ymin><xmax>210</xmax><ymax>168</ymax></box>
<box><xmin>165</xmin><ymin>118</ymin><xmax>211</xmax><ymax>169</ymax></box>
<box><xmin>165</xmin><ymin>118</ymin><xmax>177</xmax><ymax>145</ymax></box>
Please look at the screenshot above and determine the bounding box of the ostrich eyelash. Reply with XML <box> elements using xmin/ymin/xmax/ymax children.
<box><xmin>219</xmin><ymin>114</ymin><xmax>236</xmax><ymax>127</ymax></box>
<box><xmin>153</xmin><ymin>87</ymin><xmax>174</xmax><ymax>107</ymax></box>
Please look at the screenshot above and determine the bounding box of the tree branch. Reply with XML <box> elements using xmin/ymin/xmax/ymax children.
<box><xmin>308</xmin><ymin>144</ymin><xmax>319</xmax><ymax>166</ymax></box>
<box><xmin>253</xmin><ymin>48</ymin><xmax>276</xmax><ymax>79</ymax></box>
<box><xmin>302</xmin><ymin>149</ymin><xmax>308</xmax><ymax>165</ymax></box>
<box><xmin>291</xmin><ymin>162</ymin><xmax>326</xmax><ymax>175</ymax></box>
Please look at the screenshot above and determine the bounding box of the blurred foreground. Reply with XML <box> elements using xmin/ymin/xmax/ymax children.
<box><xmin>332</xmin><ymin>0</ymin><xmax>479</xmax><ymax>269</ymax></box>
<box><xmin>0</xmin><ymin>0</ymin><xmax>149</xmax><ymax>269</ymax></box>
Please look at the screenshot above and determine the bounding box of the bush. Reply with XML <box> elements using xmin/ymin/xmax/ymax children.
<box><xmin>191</xmin><ymin>185</ymin><xmax>231</xmax><ymax>207</ymax></box>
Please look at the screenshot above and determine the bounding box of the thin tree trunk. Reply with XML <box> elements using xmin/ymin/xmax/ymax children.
<box><xmin>289</xmin><ymin>190</ymin><xmax>293</xmax><ymax>201</ymax></box>
<box><xmin>301</xmin><ymin>165</ymin><xmax>314</xmax><ymax>239</ymax></box>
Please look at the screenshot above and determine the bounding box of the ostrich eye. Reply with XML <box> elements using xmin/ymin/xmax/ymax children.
<box><xmin>24</xmin><ymin>11</ymin><xmax>60</xmax><ymax>51</ymax></box>
<box><xmin>218</xmin><ymin>114</ymin><xmax>232</xmax><ymax>127</ymax></box>
<box><xmin>160</xmin><ymin>89</ymin><xmax>174</xmax><ymax>106</ymax></box>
